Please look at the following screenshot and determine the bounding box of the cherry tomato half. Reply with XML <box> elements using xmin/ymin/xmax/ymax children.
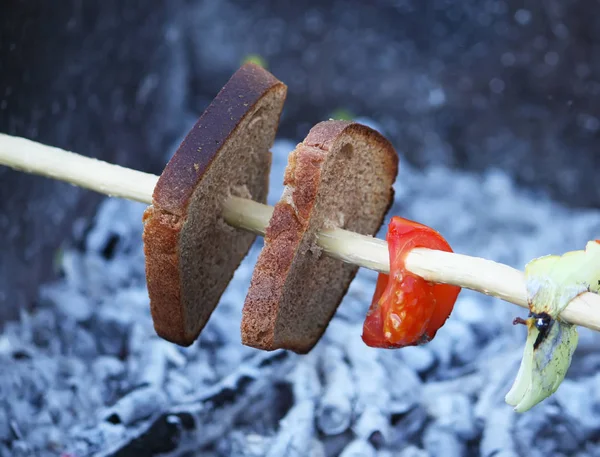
<box><xmin>362</xmin><ymin>216</ymin><xmax>461</xmax><ymax>348</ymax></box>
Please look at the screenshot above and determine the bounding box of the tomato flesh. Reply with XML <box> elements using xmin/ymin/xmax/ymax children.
<box><xmin>362</xmin><ymin>216</ymin><xmax>461</xmax><ymax>348</ymax></box>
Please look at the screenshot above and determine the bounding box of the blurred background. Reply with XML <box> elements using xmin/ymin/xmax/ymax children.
<box><xmin>1</xmin><ymin>1</ymin><xmax>600</xmax><ymax>456</ymax></box>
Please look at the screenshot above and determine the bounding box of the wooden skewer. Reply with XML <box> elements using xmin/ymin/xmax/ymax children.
<box><xmin>1</xmin><ymin>133</ymin><xmax>599</xmax><ymax>331</ymax></box>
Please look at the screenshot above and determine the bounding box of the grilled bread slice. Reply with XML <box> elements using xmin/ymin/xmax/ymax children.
<box><xmin>241</xmin><ymin>120</ymin><xmax>398</xmax><ymax>353</ymax></box>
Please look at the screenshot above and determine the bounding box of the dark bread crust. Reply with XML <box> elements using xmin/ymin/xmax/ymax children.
<box><xmin>143</xmin><ymin>63</ymin><xmax>286</xmax><ymax>346</ymax></box>
<box><xmin>153</xmin><ymin>64</ymin><xmax>284</xmax><ymax>215</ymax></box>
<box><xmin>241</xmin><ymin>121</ymin><xmax>398</xmax><ymax>354</ymax></box>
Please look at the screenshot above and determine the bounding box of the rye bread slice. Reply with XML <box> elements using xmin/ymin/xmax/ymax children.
<box><xmin>241</xmin><ymin>120</ymin><xmax>399</xmax><ymax>354</ymax></box>
<box><xmin>142</xmin><ymin>63</ymin><xmax>287</xmax><ymax>346</ymax></box>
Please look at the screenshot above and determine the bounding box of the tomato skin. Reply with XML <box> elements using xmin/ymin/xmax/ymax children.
<box><xmin>362</xmin><ymin>217</ymin><xmax>461</xmax><ymax>348</ymax></box>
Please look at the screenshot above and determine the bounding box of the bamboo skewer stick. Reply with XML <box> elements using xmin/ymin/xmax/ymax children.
<box><xmin>1</xmin><ymin>133</ymin><xmax>599</xmax><ymax>331</ymax></box>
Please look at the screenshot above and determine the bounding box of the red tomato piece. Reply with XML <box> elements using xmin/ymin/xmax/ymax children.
<box><xmin>362</xmin><ymin>216</ymin><xmax>461</xmax><ymax>348</ymax></box>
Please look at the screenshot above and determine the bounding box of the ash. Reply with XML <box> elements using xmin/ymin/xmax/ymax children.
<box><xmin>2</xmin><ymin>131</ymin><xmax>600</xmax><ymax>457</ymax></box>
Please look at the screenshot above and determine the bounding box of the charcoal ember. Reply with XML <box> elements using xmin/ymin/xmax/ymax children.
<box><xmin>217</xmin><ymin>431</ymin><xmax>273</xmax><ymax>457</ymax></box>
<box><xmin>102</xmin><ymin>351</ymin><xmax>288</xmax><ymax>455</ymax></box>
<box><xmin>164</xmin><ymin>371</ymin><xmax>195</xmax><ymax>403</ymax></box>
<box><xmin>423</xmin><ymin>423</ymin><xmax>465</xmax><ymax>457</ymax></box>
<box><xmin>422</xmin><ymin>373</ymin><xmax>484</xmax><ymax>401</ymax></box>
<box><xmin>197</xmin><ymin>311</ymin><xmax>242</xmax><ymax>348</ymax></box>
<box><xmin>427</xmin><ymin>320</ymin><xmax>478</xmax><ymax>370</ymax></box>
<box><xmin>22</xmin><ymin>423</ymin><xmax>62</xmax><ymax>455</ymax></box>
<box><xmin>46</xmin><ymin>386</ymin><xmax>99</xmax><ymax>429</ymax></box>
<box><xmin>28</xmin><ymin>309</ymin><xmax>60</xmax><ymax>351</ymax></box>
<box><xmin>76</xmin><ymin>382</ymin><xmax>107</xmax><ymax>420</ymax></box>
<box><xmin>101</xmin><ymin>412</ymin><xmax>196</xmax><ymax>457</ymax></box>
<box><xmin>133</xmin><ymin>339</ymin><xmax>169</xmax><ymax>388</ymax></box>
<box><xmin>9</xmin><ymin>310</ymin><xmax>34</xmax><ymax>348</ymax></box>
<box><xmin>264</xmin><ymin>357</ymin><xmax>321</xmax><ymax>457</ymax></box>
<box><xmin>110</xmin><ymin>288</ymin><xmax>153</xmax><ymax>318</ymax></box>
<box><xmin>75</xmin><ymin>201</ymin><xmax>148</xmax><ymax>291</ymax></box>
<box><xmin>353</xmin><ymin>406</ymin><xmax>390</xmax><ymax>449</ymax></box>
<box><xmin>513</xmin><ymin>404</ymin><xmax>585</xmax><ymax>457</ymax></box>
<box><xmin>335</xmin><ymin>273</ymin><xmax>378</xmax><ymax>323</ymax></box>
<box><xmin>39</xmin><ymin>283</ymin><xmax>93</xmax><ymax>322</ymax></box>
<box><xmin>161</xmin><ymin>341</ymin><xmax>188</xmax><ymax>368</ymax></box>
<box><xmin>237</xmin><ymin>432</ymin><xmax>272</xmax><ymax>457</ymax></box>
<box><xmin>425</xmin><ymin>329</ymin><xmax>453</xmax><ymax>369</ymax></box>
<box><xmin>452</xmin><ymin>293</ymin><xmax>499</xmax><ymax>337</ymax></box>
<box><xmin>8</xmin><ymin>440</ymin><xmax>32</xmax><ymax>457</ymax></box>
<box><xmin>234</xmin><ymin>435</ymin><xmax>326</xmax><ymax>457</ymax></box>
<box><xmin>197</xmin><ymin>322</ymin><xmax>226</xmax><ymax>348</ymax></box>
<box><xmin>127</xmin><ymin>322</ymin><xmax>155</xmax><ymax>363</ymax></box>
<box><xmin>310</xmin><ymin>439</ymin><xmax>327</xmax><ymax>457</ymax></box>
<box><xmin>398</xmin><ymin>346</ymin><xmax>436</xmax><ymax>374</ymax></box>
<box><xmin>474</xmin><ymin>348</ymin><xmax>522</xmax><ymax>421</ymax></box>
<box><xmin>395</xmin><ymin>445</ymin><xmax>430</xmax><ymax>457</ymax></box>
<box><xmin>321</xmin><ymin>319</ymin><xmax>358</xmax><ymax>349</ymax></box>
<box><xmin>93</xmin><ymin>307</ymin><xmax>132</xmax><ymax>357</ymax></box>
<box><xmin>57</xmin><ymin>353</ymin><xmax>87</xmax><ymax>378</ymax></box>
<box><xmin>569</xmin><ymin>352</ymin><xmax>600</xmax><ymax>378</ymax></box>
<box><xmin>423</xmin><ymin>393</ymin><xmax>477</xmax><ymax>441</ymax></box>
<box><xmin>101</xmin><ymin>386</ymin><xmax>167</xmax><ymax>426</ymax></box>
<box><xmin>288</xmin><ymin>352</ymin><xmax>322</xmax><ymax>401</ymax></box>
<box><xmin>70</xmin><ymin>421</ymin><xmax>128</xmax><ymax>456</ymax></box>
<box><xmin>0</xmin><ymin>336</ymin><xmax>38</xmax><ymax>363</ymax></box>
<box><xmin>389</xmin><ymin>406</ymin><xmax>428</xmax><ymax>447</ymax></box>
<box><xmin>8</xmin><ymin>419</ymin><xmax>24</xmax><ymax>442</ymax></box>
<box><xmin>265</xmin><ymin>401</ymin><xmax>316</xmax><ymax>457</ymax></box>
<box><xmin>84</xmin><ymin>254</ymin><xmax>136</xmax><ymax>297</ymax></box>
<box><xmin>181</xmin><ymin>358</ymin><xmax>217</xmax><ymax>390</ymax></box>
<box><xmin>479</xmin><ymin>407</ymin><xmax>516</xmax><ymax>457</ymax></box>
<box><xmin>67</xmin><ymin>326</ymin><xmax>99</xmax><ymax>359</ymax></box>
<box><xmin>56</xmin><ymin>358</ymin><xmax>106</xmax><ymax>413</ymax></box>
<box><xmin>0</xmin><ymin>405</ymin><xmax>9</xmax><ymax>442</ymax></box>
<box><xmin>339</xmin><ymin>439</ymin><xmax>376</xmax><ymax>457</ymax></box>
<box><xmin>43</xmin><ymin>388</ymin><xmax>75</xmax><ymax>428</ymax></box>
<box><xmin>0</xmin><ymin>339</ymin><xmax>13</xmax><ymax>361</ymax></box>
<box><xmin>587</xmin><ymin>444</ymin><xmax>600</xmax><ymax>457</ymax></box>
<box><xmin>179</xmin><ymin>351</ymin><xmax>286</xmax><ymax>405</ymax></box>
<box><xmin>59</xmin><ymin>249</ymin><xmax>88</xmax><ymax>293</ymax></box>
<box><xmin>317</xmin><ymin>345</ymin><xmax>355</xmax><ymax>435</ymax></box>
<box><xmin>445</xmin><ymin>320</ymin><xmax>478</xmax><ymax>366</ymax></box>
<box><xmin>346</xmin><ymin>337</ymin><xmax>391</xmax><ymax>443</ymax></box>
<box><xmin>321</xmin><ymin>430</ymin><xmax>356</xmax><ymax>457</ymax></box>
<box><xmin>236</xmin><ymin>382</ymin><xmax>294</xmax><ymax>434</ymax></box>
<box><xmin>7</xmin><ymin>393</ymin><xmax>45</xmax><ymax>437</ymax></box>
<box><xmin>378</xmin><ymin>352</ymin><xmax>421</xmax><ymax>415</ymax></box>
<box><xmin>213</xmin><ymin>344</ymin><xmax>256</xmax><ymax>379</ymax></box>
<box><xmin>553</xmin><ymin>377</ymin><xmax>600</xmax><ymax>437</ymax></box>
<box><xmin>98</xmin><ymin>290</ymin><xmax>147</xmax><ymax>325</ymax></box>
<box><xmin>0</xmin><ymin>361</ymin><xmax>35</xmax><ymax>405</ymax></box>
<box><xmin>92</xmin><ymin>356</ymin><xmax>126</xmax><ymax>383</ymax></box>
<box><xmin>183</xmin><ymin>376</ymin><xmax>278</xmax><ymax>450</ymax></box>
<box><xmin>85</xmin><ymin>199</ymin><xmax>145</xmax><ymax>256</ymax></box>
<box><xmin>53</xmin><ymin>315</ymin><xmax>98</xmax><ymax>358</ymax></box>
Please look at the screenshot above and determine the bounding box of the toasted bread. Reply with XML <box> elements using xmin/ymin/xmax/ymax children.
<box><xmin>241</xmin><ymin>120</ymin><xmax>398</xmax><ymax>354</ymax></box>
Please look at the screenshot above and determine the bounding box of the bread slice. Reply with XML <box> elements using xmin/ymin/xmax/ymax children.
<box><xmin>142</xmin><ymin>63</ymin><xmax>287</xmax><ymax>346</ymax></box>
<box><xmin>241</xmin><ymin>120</ymin><xmax>399</xmax><ymax>354</ymax></box>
